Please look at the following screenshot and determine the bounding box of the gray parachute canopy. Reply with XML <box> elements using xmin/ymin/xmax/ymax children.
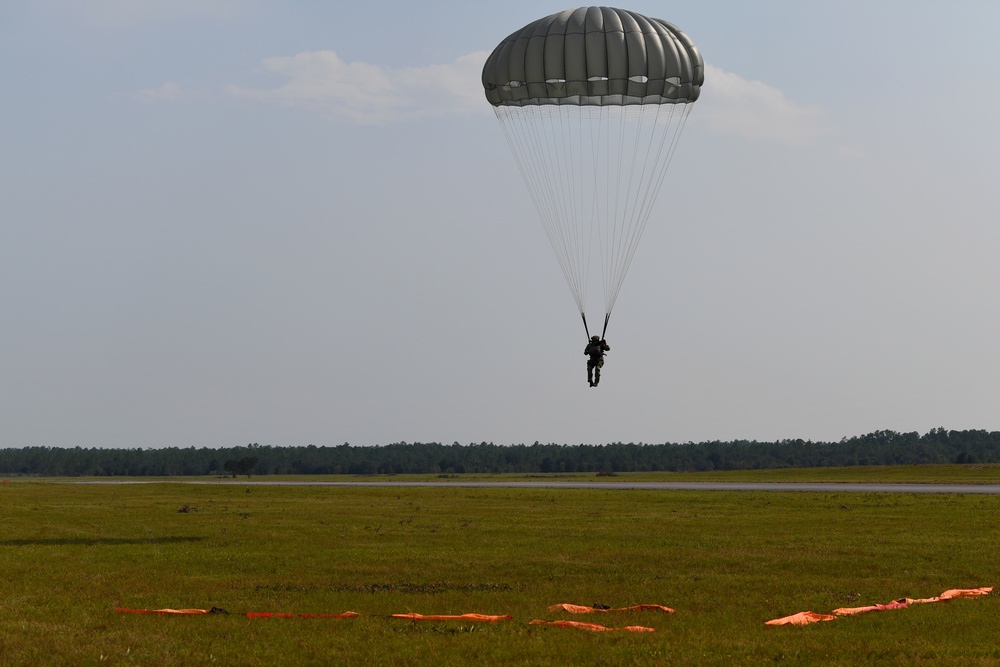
<box><xmin>482</xmin><ymin>6</ymin><xmax>703</xmax><ymax>107</ymax></box>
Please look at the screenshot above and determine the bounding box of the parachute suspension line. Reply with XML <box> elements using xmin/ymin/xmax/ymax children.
<box><xmin>608</xmin><ymin>104</ymin><xmax>648</xmax><ymax>316</ymax></box>
<box><xmin>607</xmin><ymin>104</ymin><xmax>628</xmax><ymax>319</ymax></box>
<box><xmin>547</xmin><ymin>106</ymin><xmax>587</xmax><ymax>312</ymax></box>
<box><xmin>537</xmin><ymin>106</ymin><xmax>585</xmax><ymax>310</ymax></box>
<box><xmin>552</xmin><ymin>103</ymin><xmax>590</xmax><ymax>312</ymax></box>
<box><xmin>604</xmin><ymin>103</ymin><xmax>694</xmax><ymax>316</ymax></box>
<box><xmin>495</xmin><ymin>106</ymin><xmax>588</xmax><ymax>314</ymax></box>
<box><xmin>635</xmin><ymin>104</ymin><xmax>689</xmax><ymax>232</ymax></box>
<box><xmin>643</xmin><ymin>104</ymin><xmax>693</xmax><ymax>224</ymax></box>
<box><xmin>562</xmin><ymin>104</ymin><xmax>589</xmax><ymax>311</ymax></box>
<box><xmin>601</xmin><ymin>312</ymin><xmax>610</xmax><ymax>340</ymax></box>
<box><xmin>606</xmin><ymin>104</ymin><xmax>670</xmax><ymax>313</ymax></box>
<box><xmin>614</xmin><ymin>103</ymin><xmax>692</xmax><ymax>300</ymax></box>
<box><xmin>584</xmin><ymin>109</ymin><xmax>599</xmax><ymax>301</ymax></box>
<box><xmin>495</xmin><ymin>100</ymin><xmax>693</xmax><ymax>329</ymax></box>
<box><xmin>495</xmin><ymin>109</ymin><xmax>558</xmax><ymax>292</ymax></box>
<box><xmin>591</xmin><ymin>105</ymin><xmax>613</xmax><ymax>327</ymax></box>
<box><xmin>581</xmin><ymin>312</ymin><xmax>591</xmax><ymax>340</ymax></box>
<box><xmin>595</xmin><ymin>104</ymin><xmax>666</xmax><ymax>320</ymax></box>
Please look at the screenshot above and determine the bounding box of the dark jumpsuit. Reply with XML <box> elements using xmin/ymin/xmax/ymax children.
<box><xmin>585</xmin><ymin>339</ymin><xmax>610</xmax><ymax>386</ymax></box>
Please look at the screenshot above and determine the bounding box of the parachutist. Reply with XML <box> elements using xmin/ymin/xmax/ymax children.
<box><xmin>585</xmin><ymin>335</ymin><xmax>610</xmax><ymax>387</ymax></box>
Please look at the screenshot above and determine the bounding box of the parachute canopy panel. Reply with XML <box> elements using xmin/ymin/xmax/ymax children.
<box><xmin>482</xmin><ymin>6</ymin><xmax>703</xmax><ymax>107</ymax></box>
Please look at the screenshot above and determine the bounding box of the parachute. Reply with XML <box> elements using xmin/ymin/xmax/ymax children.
<box><xmin>482</xmin><ymin>7</ymin><xmax>703</xmax><ymax>339</ymax></box>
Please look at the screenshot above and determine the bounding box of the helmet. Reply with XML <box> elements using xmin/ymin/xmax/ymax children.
<box><xmin>591</xmin><ymin>336</ymin><xmax>600</xmax><ymax>342</ymax></box>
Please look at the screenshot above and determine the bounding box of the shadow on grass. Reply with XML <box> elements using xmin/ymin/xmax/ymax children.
<box><xmin>1</xmin><ymin>536</ymin><xmax>206</xmax><ymax>546</ymax></box>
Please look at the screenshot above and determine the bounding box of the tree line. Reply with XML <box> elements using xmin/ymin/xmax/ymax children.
<box><xmin>1</xmin><ymin>428</ymin><xmax>998</xmax><ymax>477</ymax></box>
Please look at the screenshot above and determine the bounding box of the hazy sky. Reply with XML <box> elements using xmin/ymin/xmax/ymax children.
<box><xmin>3</xmin><ymin>1</ymin><xmax>999</xmax><ymax>448</ymax></box>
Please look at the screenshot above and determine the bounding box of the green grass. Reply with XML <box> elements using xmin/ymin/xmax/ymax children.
<box><xmin>0</xmin><ymin>475</ymin><xmax>998</xmax><ymax>664</ymax></box>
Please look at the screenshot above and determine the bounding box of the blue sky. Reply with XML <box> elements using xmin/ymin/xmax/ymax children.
<box><xmin>2</xmin><ymin>1</ymin><xmax>999</xmax><ymax>448</ymax></box>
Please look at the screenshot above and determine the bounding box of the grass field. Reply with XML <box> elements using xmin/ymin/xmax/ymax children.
<box><xmin>1</xmin><ymin>470</ymin><xmax>998</xmax><ymax>665</ymax></box>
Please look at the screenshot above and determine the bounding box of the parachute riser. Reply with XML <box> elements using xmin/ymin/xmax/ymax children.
<box><xmin>581</xmin><ymin>312</ymin><xmax>611</xmax><ymax>342</ymax></box>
